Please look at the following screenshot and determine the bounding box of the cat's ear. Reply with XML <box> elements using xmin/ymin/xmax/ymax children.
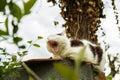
<box><xmin>62</xmin><ymin>30</ymin><xmax>67</xmax><ymax>36</ymax></box>
<box><xmin>61</xmin><ymin>30</ymin><xmax>67</xmax><ymax>37</ymax></box>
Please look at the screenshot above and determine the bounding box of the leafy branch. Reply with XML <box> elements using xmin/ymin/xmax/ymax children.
<box><xmin>0</xmin><ymin>0</ymin><xmax>43</xmax><ymax>80</ymax></box>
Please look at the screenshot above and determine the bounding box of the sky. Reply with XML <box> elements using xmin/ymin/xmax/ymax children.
<box><xmin>19</xmin><ymin>1</ymin><xmax>65</xmax><ymax>60</ymax></box>
<box><xmin>96</xmin><ymin>0</ymin><xmax>120</xmax><ymax>58</ymax></box>
<box><xmin>0</xmin><ymin>0</ymin><xmax>65</xmax><ymax>60</ymax></box>
<box><xmin>0</xmin><ymin>0</ymin><xmax>120</xmax><ymax>79</ymax></box>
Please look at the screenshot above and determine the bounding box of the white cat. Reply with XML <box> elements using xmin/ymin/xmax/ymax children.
<box><xmin>47</xmin><ymin>33</ymin><xmax>105</xmax><ymax>72</ymax></box>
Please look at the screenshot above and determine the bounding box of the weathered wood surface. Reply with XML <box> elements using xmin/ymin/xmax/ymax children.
<box><xmin>5</xmin><ymin>58</ymin><xmax>95</xmax><ymax>80</ymax></box>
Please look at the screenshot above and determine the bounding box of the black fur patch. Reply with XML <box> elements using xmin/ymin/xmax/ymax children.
<box><xmin>96</xmin><ymin>46</ymin><xmax>103</xmax><ymax>64</ymax></box>
<box><xmin>89</xmin><ymin>44</ymin><xmax>96</xmax><ymax>57</ymax></box>
<box><xmin>89</xmin><ymin>44</ymin><xmax>103</xmax><ymax>64</ymax></box>
<box><xmin>70</xmin><ymin>40</ymin><xmax>84</xmax><ymax>47</ymax></box>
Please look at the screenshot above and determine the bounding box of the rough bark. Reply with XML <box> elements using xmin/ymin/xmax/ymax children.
<box><xmin>59</xmin><ymin>0</ymin><xmax>104</xmax><ymax>43</ymax></box>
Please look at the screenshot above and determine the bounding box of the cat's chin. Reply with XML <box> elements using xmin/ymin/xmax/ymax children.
<box><xmin>53</xmin><ymin>55</ymin><xmax>62</xmax><ymax>59</ymax></box>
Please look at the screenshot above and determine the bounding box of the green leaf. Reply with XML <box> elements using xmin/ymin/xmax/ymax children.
<box><xmin>3</xmin><ymin>48</ymin><xmax>6</xmax><ymax>52</ymax></box>
<box><xmin>23</xmin><ymin>51</ymin><xmax>28</xmax><ymax>55</ymax></box>
<box><xmin>3</xmin><ymin>62</ymin><xmax>9</xmax><ymax>66</ymax></box>
<box><xmin>76</xmin><ymin>46</ymin><xmax>86</xmax><ymax>61</ymax></box>
<box><xmin>106</xmin><ymin>75</ymin><xmax>112</xmax><ymax>80</ymax></box>
<box><xmin>54</xmin><ymin>63</ymin><xmax>79</xmax><ymax>80</ymax></box>
<box><xmin>27</xmin><ymin>40</ymin><xmax>32</xmax><ymax>44</ymax></box>
<box><xmin>9</xmin><ymin>2</ymin><xmax>23</xmax><ymax>21</ymax></box>
<box><xmin>24</xmin><ymin>0</ymin><xmax>37</xmax><ymax>15</ymax></box>
<box><xmin>48</xmin><ymin>75</ymin><xmax>56</xmax><ymax>80</ymax></box>
<box><xmin>0</xmin><ymin>47</ymin><xmax>4</xmax><ymax>50</ymax></box>
<box><xmin>23</xmin><ymin>51</ymin><xmax>28</xmax><ymax>53</ymax></box>
<box><xmin>11</xmin><ymin>70</ymin><xmax>20</xmax><ymax>78</ymax></box>
<box><xmin>13</xmin><ymin>25</ymin><xmax>18</xmax><ymax>34</ymax></box>
<box><xmin>0</xmin><ymin>22</ymin><xmax>4</xmax><ymax>23</ymax></box>
<box><xmin>0</xmin><ymin>30</ymin><xmax>8</xmax><ymax>35</ymax></box>
<box><xmin>74</xmin><ymin>46</ymin><xmax>86</xmax><ymax>73</ymax></box>
<box><xmin>38</xmin><ymin>36</ymin><xmax>43</xmax><ymax>39</ymax></box>
<box><xmin>5</xmin><ymin>17</ymin><xmax>9</xmax><ymax>35</ymax></box>
<box><xmin>29</xmin><ymin>76</ymin><xmax>35</xmax><ymax>80</ymax></box>
<box><xmin>12</xmin><ymin>20</ymin><xmax>18</xmax><ymax>34</ymax></box>
<box><xmin>19</xmin><ymin>45</ymin><xmax>26</xmax><ymax>49</ymax></box>
<box><xmin>0</xmin><ymin>0</ymin><xmax>7</xmax><ymax>11</ymax></box>
<box><xmin>18</xmin><ymin>52</ymin><xmax>22</xmax><ymax>57</ymax></box>
<box><xmin>13</xmin><ymin>37</ymin><xmax>23</xmax><ymax>44</ymax></box>
<box><xmin>18</xmin><ymin>51</ymin><xmax>28</xmax><ymax>57</ymax></box>
<box><xmin>12</xmin><ymin>55</ymin><xmax>17</xmax><ymax>61</ymax></box>
<box><xmin>2</xmin><ymin>52</ymin><xmax>9</xmax><ymax>55</ymax></box>
<box><xmin>33</xmin><ymin>44</ymin><xmax>40</xmax><ymax>47</ymax></box>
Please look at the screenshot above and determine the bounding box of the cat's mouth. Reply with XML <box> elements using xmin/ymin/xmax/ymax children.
<box><xmin>47</xmin><ymin>40</ymin><xmax>58</xmax><ymax>53</ymax></box>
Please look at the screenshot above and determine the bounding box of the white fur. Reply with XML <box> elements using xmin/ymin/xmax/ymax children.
<box><xmin>47</xmin><ymin>34</ymin><xmax>105</xmax><ymax>72</ymax></box>
<box><xmin>47</xmin><ymin>34</ymin><xmax>70</xmax><ymax>58</ymax></box>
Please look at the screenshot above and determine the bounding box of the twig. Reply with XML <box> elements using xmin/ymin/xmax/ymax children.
<box><xmin>22</xmin><ymin>62</ymin><xmax>42</xmax><ymax>80</ymax></box>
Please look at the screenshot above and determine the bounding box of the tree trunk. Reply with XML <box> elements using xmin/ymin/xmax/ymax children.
<box><xmin>60</xmin><ymin>0</ymin><xmax>104</xmax><ymax>43</ymax></box>
<box><xmin>59</xmin><ymin>0</ymin><xmax>105</xmax><ymax>80</ymax></box>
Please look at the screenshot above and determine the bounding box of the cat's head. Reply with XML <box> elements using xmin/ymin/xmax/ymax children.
<box><xmin>47</xmin><ymin>32</ymin><xmax>70</xmax><ymax>55</ymax></box>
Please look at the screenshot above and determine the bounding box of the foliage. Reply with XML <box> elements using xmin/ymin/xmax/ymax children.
<box><xmin>0</xmin><ymin>0</ymin><xmax>37</xmax><ymax>46</ymax></box>
<box><xmin>0</xmin><ymin>0</ymin><xmax>43</xmax><ymax>80</ymax></box>
<box><xmin>27</xmin><ymin>36</ymin><xmax>43</xmax><ymax>49</ymax></box>
<box><xmin>0</xmin><ymin>37</ymin><xmax>42</xmax><ymax>80</ymax></box>
<box><xmin>0</xmin><ymin>48</ymin><xmax>22</xmax><ymax>79</ymax></box>
<box><xmin>107</xmin><ymin>54</ymin><xmax>120</xmax><ymax>77</ymax></box>
<box><xmin>111</xmin><ymin>0</ymin><xmax>119</xmax><ymax>25</ymax></box>
<box><xmin>106</xmin><ymin>75</ymin><xmax>112</xmax><ymax>80</ymax></box>
<box><xmin>23</xmin><ymin>0</ymin><xmax>37</xmax><ymax>15</ymax></box>
<box><xmin>54</xmin><ymin>63</ymin><xmax>79</xmax><ymax>80</ymax></box>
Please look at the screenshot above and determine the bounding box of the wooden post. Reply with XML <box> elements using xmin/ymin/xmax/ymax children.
<box><xmin>5</xmin><ymin>59</ymin><xmax>95</xmax><ymax>80</ymax></box>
